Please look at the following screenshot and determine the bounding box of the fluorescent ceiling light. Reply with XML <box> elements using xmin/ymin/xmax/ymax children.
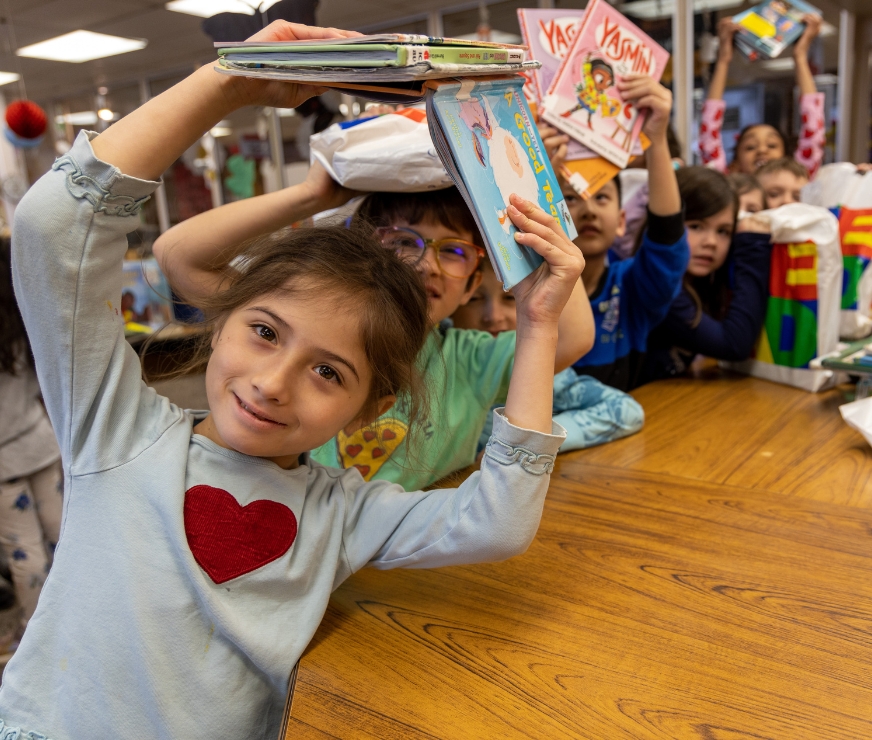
<box><xmin>55</xmin><ymin>111</ymin><xmax>99</xmax><ymax>125</ymax></box>
<box><xmin>276</xmin><ymin>108</ymin><xmax>296</xmax><ymax>117</ymax></box>
<box><xmin>0</xmin><ymin>72</ymin><xmax>20</xmax><ymax>86</ymax></box>
<box><xmin>210</xmin><ymin>126</ymin><xmax>233</xmax><ymax>137</ymax></box>
<box><xmin>97</xmin><ymin>108</ymin><xmax>114</xmax><ymax>121</ymax></box>
<box><xmin>166</xmin><ymin>0</ymin><xmax>258</xmax><ymax>17</ymax></box>
<box><xmin>621</xmin><ymin>0</ymin><xmax>743</xmax><ymax>20</ymax></box>
<box><xmin>17</xmin><ymin>31</ymin><xmax>147</xmax><ymax>63</ymax></box>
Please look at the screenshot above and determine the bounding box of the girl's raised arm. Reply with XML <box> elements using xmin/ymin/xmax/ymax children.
<box><xmin>91</xmin><ymin>21</ymin><xmax>357</xmax><ymax>179</ymax></box>
<box><xmin>699</xmin><ymin>17</ymin><xmax>738</xmax><ymax>173</ymax></box>
<box><xmin>153</xmin><ymin>163</ymin><xmax>357</xmax><ymax>304</ymax></box>
<box><xmin>792</xmin><ymin>14</ymin><xmax>825</xmax><ymax>179</ymax></box>
<box><xmin>12</xmin><ymin>21</ymin><xmax>359</xmax><ymax>473</ymax></box>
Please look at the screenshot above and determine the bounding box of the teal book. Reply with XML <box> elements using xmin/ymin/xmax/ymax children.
<box><xmin>426</xmin><ymin>76</ymin><xmax>577</xmax><ymax>290</ymax></box>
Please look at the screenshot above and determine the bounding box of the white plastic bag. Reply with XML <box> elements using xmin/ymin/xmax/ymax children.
<box><xmin>802</xmin><ymin>163</ymin><xmax>872</xmax><ymax>339</ymax></box>
<box><xmin>723</xmin><ymin>203</ymin><xmax>841</xmax><ymax>392</ymax></box>
<box><xmin>309</xmin><ymin>110</ymin><xmax>454</xmax><ymax>193</ymax></box>
<box><xmin>839</xmin><ymin>395</ymin><xmax>872</xmax><ymax>448</ymax></box>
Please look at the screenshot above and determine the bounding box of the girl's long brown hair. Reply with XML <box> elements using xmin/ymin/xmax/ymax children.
<box><xmin>676</xmin><ymin>166</ymin><xmax>739</xmax><ymax>326</ymax></box>
<box><xmin>163</xmin><ymin>224</ymin><xmax>431</xmax><ymax>449</ymax></box>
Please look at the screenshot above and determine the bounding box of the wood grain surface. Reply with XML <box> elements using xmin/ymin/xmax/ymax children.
<box><xmin>284</xmin><ymin>371</ymin><xmax>872</xmax><ymax>739</ymax></box>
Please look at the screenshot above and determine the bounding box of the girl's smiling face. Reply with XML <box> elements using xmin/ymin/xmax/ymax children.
<box><xmin>685</xmin><ymin>203</ymin><xmax>735</xmax><ymax>277</ymax></box>
<box><xmin>197</xmin><ymin>288</ymin><xmax>392</xmax><ymax>469</ymax></box>
<box><xmin>734</xmin><ymin>125</ymin><xmax>785</xmax><ymax>174</ymax></box>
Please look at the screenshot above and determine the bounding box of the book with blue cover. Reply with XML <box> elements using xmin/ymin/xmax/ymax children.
<box><xmin>426</xmin><ymin>76</ymin><xmax>577</xmax><ymax>290</ymax></box>
<box><xmin>733</xmin><ymin>0</ymin><xmax>820</xmax><ymax>60</ymax></box>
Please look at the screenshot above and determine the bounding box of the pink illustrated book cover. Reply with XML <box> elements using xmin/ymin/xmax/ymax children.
<box><xmin>517</xmin><ymin>8</ymin><xmax>584</xmax><ymax>105</ymax></box>
<box><xmin>541</xmin><ymin>0</ymin><xmax>669</xmax><ymax>168</ymax></box>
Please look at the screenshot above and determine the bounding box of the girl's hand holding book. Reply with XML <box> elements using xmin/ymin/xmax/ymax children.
<box><xmin>508</xmin><ymin>194</ymin><xmax>585</xmax><ymax>331</ymax></box>
<box><xmin>92</xmin><ymin>20</ymin><xmax>362</xmax><ymax>181</ymax></box>
<box><xmin>503</xmin><ymin>193</ymin><xmax>586</xmax><ymax>433</ymax></box>
<box><xmin>792</xmin><ymin>13</ymin><xmax>822</xmax><ymax>60</ymax></box>
<box><xmin>717</xmin><ymin>17</ymin><xmax>740</xmax><ymax>65</ymax></box>
<box><xmin>229</xmin><ymin>21</ymin><xmax>363</xmax><ymax>109</ymax></box>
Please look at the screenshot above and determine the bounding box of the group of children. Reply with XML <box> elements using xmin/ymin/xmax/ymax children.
<box><xmin>0</xmin><ymin>13</ymin><xmax>847</xmax><ymax>740</ymax></box>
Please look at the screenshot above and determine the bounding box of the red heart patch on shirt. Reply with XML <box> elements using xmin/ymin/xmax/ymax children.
<box><xmin>184</xmin><ymin>485</ymin><xmax>297</xmax><ymax>584</ymax></box>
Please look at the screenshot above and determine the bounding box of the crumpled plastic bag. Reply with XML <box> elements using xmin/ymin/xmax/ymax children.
<box><xmin>839</xmin><ymin>395</ymin><xmax>872</xmax><ymax>448</ymax></box>
<box><xmin>722</xmin><ymin>203</ymin><xmax>841</xmax><ymax>392</ymax></box>
<box><xmin>803</xmin><ymin>163</ymin><xmax>872</xmax><ymax>339</ymax></box>
<box><xmin>309</xmin><ymin>109</ymin><xmax>454</xmax><ymax>193</ymax></box>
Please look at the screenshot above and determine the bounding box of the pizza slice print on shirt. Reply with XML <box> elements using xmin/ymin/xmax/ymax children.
<box><xmin>337</xmin><ymin>419</ymin><xmax>408</xmax><ymax>480</ymax></box>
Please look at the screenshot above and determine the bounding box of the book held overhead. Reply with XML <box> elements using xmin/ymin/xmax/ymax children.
<box><xmin>733</xmin><ymin>0</ymin><xmax>821</xmax><ymax>61</ymax></box>
<box><xmin>541</xmin><ymin>0</ymin><xmax>669</xmax><ymax>170</ymax></box>
<box><xmin>215</xmin><ymin>32</ymin><xmax>576</xmax><ymax>290</ymax></box>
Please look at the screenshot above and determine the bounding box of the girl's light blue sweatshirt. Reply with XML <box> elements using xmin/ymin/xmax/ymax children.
<box><xmin>0</xmin><ymin>131</ymin><xmax>565</xmax><ymax>739</ymax></box>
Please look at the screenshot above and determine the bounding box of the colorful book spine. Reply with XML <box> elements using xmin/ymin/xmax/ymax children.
<box><xmin>541</xmin><ymin>0</ymin><xmax>669</xmax><ymax>169</ymax></box>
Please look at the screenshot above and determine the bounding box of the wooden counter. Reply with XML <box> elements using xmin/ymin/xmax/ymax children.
<box><xmin>282</xmin><ymin>369</ymin><xmax>872</xmax><ymax>739</ymax></box>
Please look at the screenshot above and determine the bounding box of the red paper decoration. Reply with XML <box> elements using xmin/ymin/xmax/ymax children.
<box><xmin>6</xmin><ymin>100</ymin><xmax>47</xmax><ymax>140</ymax></box>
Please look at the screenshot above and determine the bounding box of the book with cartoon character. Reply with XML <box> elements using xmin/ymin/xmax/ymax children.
<box><xmin>517</xmin><ymin>8</ymin><xmax>585</xmax><ymax>106</ymax></box>
<box><xmin>426</xmin><ymin>76</ymin><xmax>577</xmax><ymax>290</ymax></box>
<box><xmin>733</xmin><ymin>0</ymin><xmax>820</xmax><ymax>61</ymax></box>
<box><xmin>540</xmin><ymin>0</ymin><xmax>669</xmax><ymax>169</ymax></box>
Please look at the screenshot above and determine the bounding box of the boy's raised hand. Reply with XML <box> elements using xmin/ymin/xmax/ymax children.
<box><xmin>537</xmin><ymin>122</ymin><xmax>570</xmax><ymax>171</ymax></box>
<box><xmin>300</xmin><ymin>160</ymin><xmax>361</xmax><ymax>214</ymax></box>
<box><xmin>617</xmin><ymin>76</ymin><xmax>680</xmax><ymax>217</ymax></box>
<box><xmin>616</xmin><ymin>74</ymin><xmax>672</xmax><ymax>143</ymax></box>
<box><xmin>508</xmin><ymin>193</ymin><xmax>584</xmax><ymax>329</ymax></box>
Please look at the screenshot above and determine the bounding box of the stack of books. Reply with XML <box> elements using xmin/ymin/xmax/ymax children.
<box><xmin>215</xmin><ymin>33</ymin><xmax>577</xmax><ymax>289</ymax></box>
<box><xmin>215</xmin><ymin>34</ymin><xmax>539</xmax><ymax>100</ymax></box>
<box><xmin>733</xmin><ymin>0</ymin><xmax>820</xmax><ymax>61</ymax></box>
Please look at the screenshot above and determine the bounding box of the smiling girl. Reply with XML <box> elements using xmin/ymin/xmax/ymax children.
<box><xmin>642</xmin><ymin>166</ymin><xmax>772</xmax><ymax>382</ymax></box>
<box><xmin>0</xmin><ymin>20</ymin><xmax>584</xmax><ymax>740</ymax></box>
<box><xmin>700</xmin><ymin>14</ymin><xmax>824</xmax><ymax>179</ymax></box>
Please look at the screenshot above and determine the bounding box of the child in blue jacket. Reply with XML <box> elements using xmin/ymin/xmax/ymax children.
<box><xmin>559</xmin><ymin>77</ymin><xmax>689</xmax><ymax>391</ymax></box>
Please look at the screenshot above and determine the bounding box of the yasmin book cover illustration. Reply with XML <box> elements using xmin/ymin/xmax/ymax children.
<box><xmin>541</xmin><ymin>0</ymin><xmax>669</xmax><ymax>169</ymax></box>
<box><xmin>428</xmin><ymin>77</ymin><xmax>576</xmax><ymax>289</ymax></box>
<box><xmin>517</xmin><ymin>8</ymin><xmax>584</xmax><ymax>105</ymax></box>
